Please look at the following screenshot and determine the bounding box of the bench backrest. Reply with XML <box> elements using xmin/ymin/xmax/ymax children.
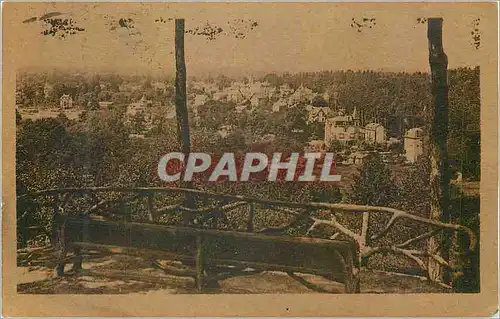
<box><xmin>62</xmin><ymin>217</ymin><xmax>359</xmax><ymax>281</ymax></box>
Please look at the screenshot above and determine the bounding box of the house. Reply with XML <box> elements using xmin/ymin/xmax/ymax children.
<box><xmin>250</xmin><ymin>95</ymin><xmax>267</xmax><ymax>107</ymax></box>
<box><xmin>59</xmin><ymin>94</ymin><xmax>73</xmax><ymax>109</ymax></box>
<box><xmin>213</xmin><ymin>91</ymin><xmax>228</xmax><ymax>102</ymax></box>
<box><xmin>193</xmin><ymin>94</ymin><xmax>209</xmax><ymax>107</ymax></box>
<box><xmin>190</xmin><ymin>81</ymin><xmax>218</xmax><ymax>95</ymax></box>
<box><xmin>43</xmin><ymin>83</ymin><xmax>53</xmax><ymax>99</ymax></box>
<box><xmin>227</xmin><ymin>89</ymin><xmax>244</xmax><ymax>104</ymax></box>
<box><xmin>98</xmin><ymin>101</ymin><xmax>114</xmax><ymax>109</ymax></box>
<box><xmin>126</xmin><ymin>102</ymin><xmax>147</xmax><ymax>117</ymax></box>
<box><xmin>304</xmin><ymin>140</ymin><xmax>326</xmax><ymax>152</ymax></box>
<box><xmin>152</xmin><ymin>81</ymin><xmax>167</xmax><ymax>94</ymax></box>
<box><xmin>342</xmin><ymin>151</ymin><xmax>370</xmax><ymax>165</ymax></box>
<box><xmin>279</xmin><ymin>83</ymin><xmax>294</xmax><ymax>97</ymax></box>
<box><xmin>217</xmin><ymin>125</ymin><xmax>234</xmax><ymax>138</ymax></box>
<box><xmin>139</xmin><ymin>95</ymin><xmax>153</xmax><ymax>107</ymax></box>
<box><xmin>324</xmin><ymin>107</ymin><xmax>363</xmax><ymax>146</ymax></box>
<box><xmin>235</xmin><ymin>101</ymin><xmax>252</xmax><ymax>113</ymax></box>
<box><xmin>322</xmin><ymin>92</ymin><xmax>330</xmax><ymax>103</ymax></box>
<box><xmin>307</xmin><ymin>105</ymin><xmax>330</xmax><ymax>123</ymax></box>
<box><xmin>289</xmin><ymin>84</ymin><xmax>314</xmax><ymax>104</ymax></box>
<box><xmin>119</xmin><ymin>82</ymin><xmax>142</xmax><ymax>92</ymax></box>
<box><xmin>260</xmin><ymin>133</ymin><xmax>276</xmax><ymax>143</ymax></box>
<box><xmin>404</xmin><ymin>127</ymin><xmax>424</xmax><ymax>163</ymax></box>
<box><xmin>365</xmin><ymin>123</ymin><xmax>386</xmax><ymax>144</ymax></box>
<box><xmin>272</xmin><ymin>99</ymin><xmax>288</xmax><ymax>113</ymax></box>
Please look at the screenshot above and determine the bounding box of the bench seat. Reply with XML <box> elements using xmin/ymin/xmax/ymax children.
<box><xmin>55</xmin><ymin>217</ymin><xmax>360</xmax><ymax>293</ymax></box>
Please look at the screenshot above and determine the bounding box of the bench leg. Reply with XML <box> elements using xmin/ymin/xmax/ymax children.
<box><xmin>343</xmin><ymin>250</ymin><xmax>361</xmax><ymax>294</ymax></box>
<box><xmin>55</xmin><ymin>261</ymin><xmax>66</xmax><ymax>276</ymax></box>
<box><xmin>354</xmin><ymin>275</ymin><xmax>361</xmax><ymax>293</ymax></box>
<box><xmin>195</xmin><ymin>235</ymin><xmax>204</xmax><ymax>292</ymax></box>
<box><xmin>72</xmin><ymin>245</ymin><xmax>83</xmax><ymax>273</ymax></box>
<box><xmin>345</xmin><ymin>270</ymin><xmax>361</xmax><ymax>293</ymax></box>
<box><xmin>55</xmin><ymin>244</ymin><xmax>67</xmax><ymax>276</ymax></box>
<box><xmin>54</xmin><ymin>226</ymin><xmax>67</xmax><ymax>277</ymax></box>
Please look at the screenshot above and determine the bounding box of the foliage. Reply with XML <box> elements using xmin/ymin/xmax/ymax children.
<box><xmin>348</xmin><ymin>153</ymin><xmax>395</xmax><ymax>206</ymax></box>
<box><xmin>311</xmin><ymin>95</ymin><xmax>328</xmax><ymax>108</ymax></box>
<box><xmin>447</xmin><ymin>67</ymin><xmax>480</xmax><ymax>179</ymax></box>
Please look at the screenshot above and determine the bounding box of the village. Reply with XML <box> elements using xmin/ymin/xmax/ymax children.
<box><xmin>16</xmin><ymin>74</ymin><xmax>424</xmax><ymax>167</ymax></box>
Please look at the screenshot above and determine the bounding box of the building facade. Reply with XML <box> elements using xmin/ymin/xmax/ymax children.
<box><xmin>59</xmin><ymin>94</ymin><xmax>73</xmax><ymax>109</ymax></box>
<box><xmin>307</xmin><ymin>106</ymin><xmax>330</xmax><ymax>123</ymax></box>
<box><xmin>404</xmin><ymin>127</ymin><xmax>424</xmax><ymax>163</ymax></box>
<box><xmin>324</xmin><ymin>108</ymin><xmax>363</xmax><ymax>146</ymax></box>
<box><xmin>365</xmin><ymin>123</ymin><xmax>386</xmax><ymax>144</ymax></box>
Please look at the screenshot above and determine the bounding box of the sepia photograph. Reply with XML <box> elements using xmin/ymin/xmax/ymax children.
<box><xmin>2</xmin><ymin>2</ymin><xmax>498</xmax><ymax>317</ymax></box>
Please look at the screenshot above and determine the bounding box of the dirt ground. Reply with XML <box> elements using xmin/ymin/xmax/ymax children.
<box><xmin>17</xmin><ymin>246</ymin><xmax>447</xmax><ymax>294</ymax></box>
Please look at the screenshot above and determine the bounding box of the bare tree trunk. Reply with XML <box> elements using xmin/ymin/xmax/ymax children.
<box><xmin>359</xmin><ymin>212</ymin><xmax>369</xmax><ymax>265</ymax></box>
<box><xmin>427</xmin><ymin>18</ymin><xmax>451</xmax><ymax>283</ymax></box>
<box><xmin>175</xmin><ymin>19</ymin><xmax>194</xmax><ymax>226</ymax></box>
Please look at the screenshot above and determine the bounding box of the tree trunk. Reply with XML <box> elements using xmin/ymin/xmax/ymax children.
<box><xmin>174</xmin><ymin>19</ymin><xmax>195</xmax><ymax>225</ymax></box>
<box><xmin>427</xmin><ymin>18</ymin><xmax>451</xmax><ymax>283</ymax></box>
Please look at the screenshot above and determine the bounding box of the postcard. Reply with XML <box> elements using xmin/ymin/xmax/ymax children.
<box><xmin>2</xmin><ymin>2</ymin><xmax>498</xmax><ymax>317</ymax></box>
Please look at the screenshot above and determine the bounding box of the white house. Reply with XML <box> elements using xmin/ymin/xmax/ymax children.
<box><xmin>342</xmin><ymin>151</ymin><xmax>370</xmax><ymax>165</ymax></box>
<box><xmin>44</xmin><ymin>83</ymin><xmax>53</xmax><ymax>99</ymax></box>
<box><xmin>138</xmin><ymin>95</ymin><xmax>153</xmax><ymax>107</ymax></box>
<box><xmin>404</xmin><ymin>127</ymin><xmax>424</xmax><ymax>163</ymax></box>
<box><xmin>324</xmin><ymin>108</ymin><xmax>363</xmax><ymax>146</ymax></box>
<box><xmin>272</xmin><ymin>99</ymin><xmax>288</xmax><ymax>113</ymax></box>
<box><xmin>59</xmin><ymin>94</ymin><xmax>73</xmax><ymax>109</ymax></box>
<box><xmin>365</xmin><ymin>123</ymin><xmax>386</xmax><ymax>144</ymax></box>
<box><xmin>152</xmin><ymin>81</ymin><xmax>167</xmax><ymax>93</ymax></box>
<box><xmin>217</xmin><ymin>124</ymin><xmax>234</xmax><ymax>138</ymax></box>
<box><xmin>306</xmin><ymin>105</ymin><xmax>330</xmax><ymax>123</ymax></box>
<box><xmin>98</xmin><ymin>101</ymin><xmax>114</xmax><ymax>109</ymax></box>
<box><xmin>126</xmin><ymin>103</ymin><xmax>146</xmax><ymax>117</ymax></box>
<box><xmin>304</xmin><ymin>140</ymin><xmax>326</xmax><ymax>152</ymax></box>
<box><xmin>193</xmin><ymin>94</ymin><xmax>209</xmax><ymax>107</ymax></box>
<box><xmin>279</xmin><ymin>84</ymin><xmax>294</xmax><ymax>97</ymax></box>
<box><xmin>289</xmin><ymin>84</ymin><xmax>314</xmax><ymax>104</ymax></box>
<box><xmin>213</xmin><ymin>91</ymin><xmax>228</xmax><ymax>102</ymax></box>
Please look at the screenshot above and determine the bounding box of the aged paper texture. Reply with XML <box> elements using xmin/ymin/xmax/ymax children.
<box><xmin>2</xmin><ymin>2</ymin><xmax>498</xmax><ymax>317</ymax></box>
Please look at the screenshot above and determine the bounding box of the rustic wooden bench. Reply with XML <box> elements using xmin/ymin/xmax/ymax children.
<box><xmin>54</xmin><ymin>217</ymin><xmax>361</xmax><ymax>293</ymax></box>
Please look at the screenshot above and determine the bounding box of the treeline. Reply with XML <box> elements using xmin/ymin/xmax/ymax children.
<box><xmin>262</xmin><ymin>67</ymin><xmax>480</xmax><ymax>177</ymax></box>
<box><xmin>16</xmin><ymin>72</ymin><xmax>175</xmax><ymax>109</ymax></box>
<box><xmin>196</xmin><ymin>68</ymin><xmax>480</xmax><ymax>178</ymax></box>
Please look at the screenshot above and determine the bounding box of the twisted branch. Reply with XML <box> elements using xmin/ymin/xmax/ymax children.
<box><xmin>80</xmin><ymin>194</ymin><xmax>141</xmax><ymax>216</ymax></box>
<box><xmin>395</xmin><ymin>229</ymin><xmax>441</xmax><ymax>249</ymax></box>
<box><xmin>23</xmin><ymin>186</ymin><xmax>477</xmax><ymax>288</ymax></box>
<box><xmin>310</xmin><ymin>216</ymin><xmax>362</xmax><ymax>242</ymax></box>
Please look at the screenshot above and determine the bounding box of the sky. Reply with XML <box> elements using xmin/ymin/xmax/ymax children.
<box><xmin>4</xmin><ymin>3</ymin><xmax>495</xmax><ymax>77</ymax></box>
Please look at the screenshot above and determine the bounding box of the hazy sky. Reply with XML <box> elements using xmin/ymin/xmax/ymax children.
<box><xmin>4</xmin><ymin>3</ymin><xmax>494</xmax><ymax>77</ymax></box>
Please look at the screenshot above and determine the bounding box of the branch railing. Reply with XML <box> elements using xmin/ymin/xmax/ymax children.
<box><xmin>17</xmin><ymin>186</ymin><xmax>476</xmax><ymax>287</ymax></box>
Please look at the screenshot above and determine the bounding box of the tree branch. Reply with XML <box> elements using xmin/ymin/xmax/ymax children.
<box><xmin>395</xmin><ymin>229</ymin><xmax>441</xmax><ymax>249</ymax></box>
<box><xmin>370</xmin><ymin>212</ymin><xmax>401</xmax><ymax>240</ymax></box>
<box><xmin>310</xmin><ymin>216</ymin><xmax>362</xmax><ymax>243</ymax></box>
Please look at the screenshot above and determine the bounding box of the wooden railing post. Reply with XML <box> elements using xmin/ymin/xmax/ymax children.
<box><xmin>52</xmin><ymin>193</ymin><xmax>67</xmax><ymax>276</ymax></box>
<box><xmin>359</xmin><ymin>211</ymin><xmax>369</xmax><ymax>260</ymax></box>
<box><xmin>195</xmin><ymin>234</ymin><xmax>205</xmax><ymax>291</ymax></box>
<box><xmin>51</xmin><ymin>194</ymin><xmax>60</xmax><ymax>246</ymax></box>
<box><xmin>121</xmin><ymin>198</ymin><xmax>130</xmax><ymax>222</ymax></box>
<box><xmin>147</xmin><ymin>193</ymin><xmax>156</xmax><ymax>223</ymax></box>
<box><xmin>247</xmin><ymin>202</ymin><xmax>255</xmax><ymax>232</ymax></box>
